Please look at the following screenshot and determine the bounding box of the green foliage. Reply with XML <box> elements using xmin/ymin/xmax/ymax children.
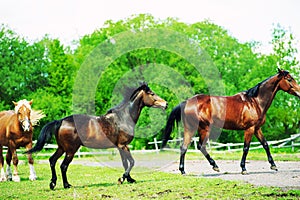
<box><xmin>1</xmin><ymin>14</ymin><xmax>299</xmax><ymax>148</ymax></box>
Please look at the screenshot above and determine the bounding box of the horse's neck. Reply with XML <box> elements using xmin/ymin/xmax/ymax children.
<box><xmin>255</xmin><ymin>76</ymin><xmax>280</xmax><ymax>114</ymax></box>
<box><xmin>128</xmin><ymin>96</ymin><xmax>144</xmax><ymax>124</ymax></box>
<box><xmin>114</xmin><ymin>96</ymin><xmax>144</xmax><ymax>126</ymax></box>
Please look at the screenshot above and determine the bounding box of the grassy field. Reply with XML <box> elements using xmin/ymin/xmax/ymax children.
<box><xmin>1</xmin><ymin>163</ymin><xmax>300</xmax><ymax>200</ymax></box>
<box><xmin>1</xmin><ymin>150</ymin><xmax>300</xmax><ymax>199</ymax></box>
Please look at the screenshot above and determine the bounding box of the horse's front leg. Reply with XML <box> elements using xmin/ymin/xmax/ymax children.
<box><xmin>240</xmin><ymin>127</ymin><xmax>254</xmax><ymax>175</ymax></box>
<box><xmin>26</xmin><ymin>143</ymin><xmax>37</xmax><ymax>181</ymax></box>
<box><xmin>254</xmin><ymin>128</ymin><xmax>277</xmax><ymax>171</ymax></box>
<box><xmin>5</xmin><ymin>148</ymin><xmax>13</xmax><ymax>181</ymax></box>
<box><xmin>118</xmin><ymin>145</ymin><xmax>135</xmax><ymax>184</ymax></box>
<box><xmin>6</xmin><ymin>147</ymin><xmax>20</xmax><ymax>182</ymax></box>
<box><xmin>0</xmin><ymin>145</ymin><xmax>6</xmax><ymax>182</ymax></box>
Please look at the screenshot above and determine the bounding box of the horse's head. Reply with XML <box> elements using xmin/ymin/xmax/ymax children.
<box><xmin>277</xmin><ymin>68</ymin><xmax>300</xmax><ymax>98</ymax></box>
<box><xmin>134</xmin><ymin>82</ymin><xmax>168</xmax><ymax>109</ymax></box>
<box><xmin>13</xmin><ymin>99</ymin><xmax>33</xmax><ymax>132</ymax></box>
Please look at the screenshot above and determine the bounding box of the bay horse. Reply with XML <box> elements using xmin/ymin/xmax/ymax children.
<box><xmin>162</xmin><ymin>69</ymin><xmax>300</xmax><ymax>175</ymax></box>
<box><xmin>27</xmin><ymin>83</ymin><xmax>167</xmax><ymax>190</ymax></box>
<box><xmin>0</xmin><ymin>99</ymin><xmax>45</xmax><ymax>182</ymax></box>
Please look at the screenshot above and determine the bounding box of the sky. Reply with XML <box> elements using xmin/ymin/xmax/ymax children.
<box><xmin>1</xmin><ymin>0</ymin><xmax>300</xmax><ymax>54</ymax></box>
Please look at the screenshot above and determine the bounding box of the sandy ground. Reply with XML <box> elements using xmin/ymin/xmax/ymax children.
<box><xmin>36</xmin><ymin>156</ymin><xmax>300</xmax><ymax>190</ymax></box>
<box><xmin>159</xmin><ymin>160</ymin><xmax>300</xmax><ymax>190</ymax></box>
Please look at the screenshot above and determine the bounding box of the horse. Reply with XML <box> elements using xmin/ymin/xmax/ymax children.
<box><xmin>162</xmin><ymin>69</ymin><xmax>300</xmax><ymax>175</ymax></box>
<box><xmin>26</xmin><ymin>82</ymin><xmax>167</xmax><ymax>190</ymax></box>
<box><xmin>0</xmin><ymin>99</ymin><xmax>45</xmax><ymax>182</ymax></box>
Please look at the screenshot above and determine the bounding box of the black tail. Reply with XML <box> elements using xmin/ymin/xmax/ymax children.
<box><xmin>161</xmin><ymin>101</ymin><xmax>186</xmax><ymax>149</ymax></box>
<box><xmin>25</xmin><ymin>120</ymin><xmax>62</xmax><ymax>154</ymax></box>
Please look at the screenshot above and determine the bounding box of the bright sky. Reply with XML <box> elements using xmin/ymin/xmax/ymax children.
<box><xmin>1</xmin><ymin>0</ymin><xmax>300</xmax><ymax>54</ymax></box>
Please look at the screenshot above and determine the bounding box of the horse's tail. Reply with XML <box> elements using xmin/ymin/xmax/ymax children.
<box><xmin>25</xmin><ymin>119</ymin><xmax>62</xmax><ymax>154</ymax></box>
<box><xmin>161</xmin><ymin>101</ymin><xmax>186</xmax><ymax>149</ymax></box>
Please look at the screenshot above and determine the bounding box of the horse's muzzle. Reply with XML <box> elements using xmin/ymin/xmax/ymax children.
<box><xmin>21</xmin><ymin>119</ymin><xmax>31</xmax><ymax>132</ymax></box>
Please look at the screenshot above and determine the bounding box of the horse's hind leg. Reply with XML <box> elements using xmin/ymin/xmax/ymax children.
<box><xmin>49</xmin><ymin>148</ymin><xmax>64</xmax><ymax>190</ymax></box>
<box><xmin>240</xmin><ymin>127</ymin><xmax>254</xmax><ymax>174</ymax></box>
<box><xmin>255</xmin><ymin>128</ymin><xmax>277</xmax><ymax>171</ymax></box>
<box><xmin>26</xmin><ymin>143</ymin><xmax>37</xmax><ymax>181</ymax></box>
<box><xmin>198</xmin><ymin>127</ymin><xmax>219</xmax><ymax>172</ymax></box>
<box><xmin>0</xmin><ymin>146</ymin><xmax>6</xmax><ymax>182</ymax></box>
<box><xmin>60</xmin><ymin>151</ymin><xmax>77</xmax><ymax>189</ymax></box>
<box><xmin>118</xmin><ymin>145</ymin><xmax>136</xmax><ymax>184</ymax></box>
<box><xmin>179</xmin><ymin>128</ymin><xmax>194</xmax><ymax>175</ymax></box>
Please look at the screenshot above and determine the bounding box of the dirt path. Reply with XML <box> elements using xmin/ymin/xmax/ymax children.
<box><xmin>37</xmin><ymin>157</ymin><xmax>300</xmax><ymax>190</ymax></box>
<box><xmin>160</xmin><ymin>160</ymin><xmax>300</xmax><ymax>190</ymax></box>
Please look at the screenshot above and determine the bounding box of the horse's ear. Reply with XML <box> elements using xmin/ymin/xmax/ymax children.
<box><xmin>29</xmin><ymin>99</ymin><xmax>33</xmax><ymax>105</ymax></box>
<box><xmin>277</xmin><ymin>68</ymin><xmax>285</xmax><ymax>76</ymax></box>
<box><xmin>139</xmin><ymin>81</ymin><xmax>147</xmax><ymax>86</ymax></box>
<box><xmin>12</xmin><ymin>101</ymin><xmax>18</xmax><ymax>106</ymax></box>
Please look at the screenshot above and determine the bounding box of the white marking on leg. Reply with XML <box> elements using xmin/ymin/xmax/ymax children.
<box><xmin>0</xmin><ymin>167</ymin><xmax>6</xmax><ymax>181</ymax></box>
<box><xmin>29</xmin><ymin>164</ymin><xmax>37</xmax><ymax>181</ymax></box>
<box><xmin>6</xmin><ymin>165</ymin><xmax>12</xmax><ymax>181</ymax></box>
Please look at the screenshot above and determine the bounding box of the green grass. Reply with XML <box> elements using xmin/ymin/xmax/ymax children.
<box><xmin>1</xmin><ymin>161</ymin><xmax>299</xmax><ymax>200</ymax></box>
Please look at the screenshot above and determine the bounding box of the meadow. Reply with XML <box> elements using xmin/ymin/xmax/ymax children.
<box><xmin>1</xmin><ymin>149</ymin><xmax>300</xmax><ymax>199</ymax></box>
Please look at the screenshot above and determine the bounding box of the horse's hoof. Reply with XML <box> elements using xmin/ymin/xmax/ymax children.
<box><xmin>64</xmin><ymin>184</ymin><xmax>72</xmax><ymax>189</ymax></box>
<box><xmin>12</xmin><ymin>175</ymin><xmax>20</xmax><ymax>182</ymax></box>
<box><xmin>29</xmin><ymin>175</ymin><xmax>37</xmax><ymax>181</ymax></box>
<box><xmin>213</xmin><ymin>167</ymin><xmax>220</xmax><ymax>172</ymax></box>
<box><xmin>271</xmin><ymin>165</ymin><xmax>278</xmax><ymax>171</ymax></box>
<box><xmin>127</xmin><ymin>178</ymin><xmax>136</xmax><ymax>183</ymax></box>
<box><xmin>50</xmin><ymin>182</ymin><xmax>56</xmax><ymax>190</ymax></box>
<box><xmin>118</xmin><ymin>177</ymin><xmax>125</xmax><ymax>184</ymax></box>
<box><xmin>0</xmin><ymin>176</ymin><xmax>7</xmax><ymax>182</ymax></box>
<box><xmin>180</xmin><ymin>171</ymin><xmax>186</xmax><ymax>175</ymax></box>
<box><xmin>241</xmin><ymin>170</ymin><xmax>248</xmax><ymax>175</ymax></box>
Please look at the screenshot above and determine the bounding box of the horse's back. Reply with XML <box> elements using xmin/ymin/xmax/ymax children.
<box><xmin>58</xmin><ymin>114</ymin><xmax>117</xmax><ymax>150</ymax></box>
<box><xmin>186</xmin><ymin>93</ymin><xmax>260</xmax><ymax>130</ymax></box>
<box><xmin>0</xmin><ymin>110</ymin><xmax>15</xmax><ymax>134</ymax></box>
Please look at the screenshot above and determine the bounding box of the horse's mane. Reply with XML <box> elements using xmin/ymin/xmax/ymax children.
<box><xmin>14</xmin><ymin>99</ymin><xmax>32</xmax><ymax>113</ymax></box>
<box><xmin>107</xmin><ymin>82</ymin><xmax>150</xmax><ymax>113</ymax></box>
<box><xmin>13</xmin><ymin>99</ymin><xmax>45</xmax><ymax>126</ymax></box>
<box><xmin>245</xmin><ymin>76</ymin><xmax>273</xmax><ymax>98</ymax></box>
<box><xmin>30</xmin><ymin>109</ymin><xmax>46</xmax><ymax>126</ymax></box>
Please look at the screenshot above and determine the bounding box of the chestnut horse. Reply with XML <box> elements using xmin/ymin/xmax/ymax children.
<box><xmin>27</xmin><ymin>83</ymin><xmax>167</xmax><ymax>190</ymax></box>
<box><xmin>162</xmin><ymin>69</ymin><xmax>300</xmax><ymax>175</ymax></box>
<box><xmin>0</xmin><ymin>99</ymin><xmax>45</xmax><ymax>182</ymax></box>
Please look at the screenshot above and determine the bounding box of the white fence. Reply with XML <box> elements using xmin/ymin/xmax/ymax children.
<box><xmin>2</xmin><ymin>133</ymin><xmax>300</xmax><ymax>158</ymax></box>
<box><xmin>149</xmin><ymin>133</ymin><xmax>300</xmax><ymax>152</ymax></box>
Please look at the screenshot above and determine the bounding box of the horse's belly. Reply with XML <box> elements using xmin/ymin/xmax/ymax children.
<box><xmin>77</xmin><ymin>118</ymin><xmax>117</xmax><ymax>149</ymax></box>
<box><xmin>81</xmin><ymin>135</ymin><xmax>116</xmax><ymax>149</ymax></box>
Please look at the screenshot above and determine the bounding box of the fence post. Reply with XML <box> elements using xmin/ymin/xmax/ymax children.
<box><xmin>77</xmin><ymin>146</ymin><xmax>81</xmax><ymax>158</ymax></box>
<box><xmin>154</xmin><ymin>137</ymin><xmax>159</xmax><ymax>153</ymax></box>
<box><xmin>193</xmin><ymin>138</ymin><xmax>197</xmax><ymax>150</ymax></box>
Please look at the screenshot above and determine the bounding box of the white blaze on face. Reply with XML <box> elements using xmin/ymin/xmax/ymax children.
<box><xmin>22</xmin><ymin>116</ymin><xmax>31</xmax><ymax>132</ymax></box>
<box><xmin>14</xmin><ymin>99</ymin><xmax>32</xmax><ymax>132</ymax></box>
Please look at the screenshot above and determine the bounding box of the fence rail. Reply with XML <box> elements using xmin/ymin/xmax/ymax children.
<box><xmin>2</xmin><ymin>133</ymin><xmax>300</xmax><ymax>158</ymax></box>
<box><xmin>149</xmin><ymin>133</ymin><xmax>300</xmax><ymax>152</ymax></box>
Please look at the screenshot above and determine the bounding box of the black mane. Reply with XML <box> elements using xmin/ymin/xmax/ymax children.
<box><xmin>245</xmin><ymin>82</ymin><xmax>262</xmax><ymax>97</ymax></box>
<box><xmin>245</xmin><ymin>76</ymin><xmax>271</xmax><ymax>98</ymax></box>
<box><xmin>106</xmin><ymin>82</ymin><xmax>149</xmax><ymax>113</ymax></box>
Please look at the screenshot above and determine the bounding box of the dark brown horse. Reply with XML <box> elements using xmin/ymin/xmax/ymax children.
<box><xmin>27</xmin><ymin>83</ymin><xmax>167</xmax><ymax>190</ymax></box>
<box><xmin>162</xmin><ymin>69</ymin><xmax>300</xmax><ymax>175</ymax></box>
<box><xmin>0</xmin><ymin>99</ymin><xmax>45</xmax><ymax>182</ymax></box>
